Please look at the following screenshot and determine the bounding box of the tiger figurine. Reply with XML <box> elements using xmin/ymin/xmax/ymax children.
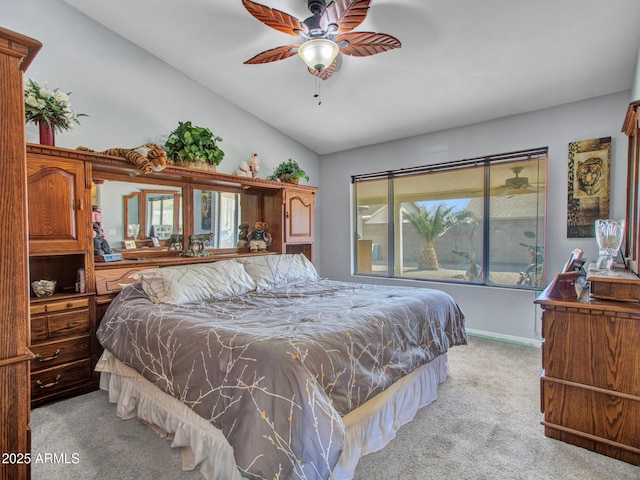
<box><xmin>77</xmin><ymin>143</ymin><xmax>167</xmax><ymax>174</ymax></box>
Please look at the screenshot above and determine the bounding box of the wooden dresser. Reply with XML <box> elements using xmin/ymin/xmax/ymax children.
<box><xmin>535</xmin><ymin>275</ymin><xmax>640</xmax><ymax>466</ymax></box>
<box><xmin>26</xmin><ymin>147</ymin><xmax>98</xmax><ymax>407</ymax></box>
<box><xmin>0</xmin><ymin>26</ymin><xmax>41</xmax><ymax>480</ymax></box>
<box><xmin>29</xmin><ymin>293</ymin><xmax>95</xmax><ymax>406</ymax></box>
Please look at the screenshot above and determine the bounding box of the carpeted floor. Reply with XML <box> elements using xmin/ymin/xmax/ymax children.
<box><xmin>30</xmin><ymin>336</ymin><xmax>639</xmax><ymax>479</ymax></box>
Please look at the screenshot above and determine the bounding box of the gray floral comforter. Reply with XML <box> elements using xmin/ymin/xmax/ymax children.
<box><xmin>97</xmin><ymin>279</ymin><xmax>466</xmax><ymax>480</ymax></box>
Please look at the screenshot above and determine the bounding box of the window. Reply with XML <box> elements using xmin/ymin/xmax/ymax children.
<box><xmin>353</xmin><ymin>148</ymin><xmax>547</xmax><ymax>289</ymax></box>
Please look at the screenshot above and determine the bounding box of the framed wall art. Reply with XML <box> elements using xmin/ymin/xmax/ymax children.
<box><xmin>567</xmin><ymin>137</ymin><xmax>611</xmax><ymax>238</ymax></box>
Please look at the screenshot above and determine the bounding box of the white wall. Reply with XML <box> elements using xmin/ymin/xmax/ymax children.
<box><xmin>318</xmin><ymin>91</ymin><xmax>631</xmax><ymax>342</ymax></box>
<box><xmin>4</xmin><ymin>0</ymin><xmax>634</xmax><ymax>341</ymax></box>
<box><xmin>2</xmin><ymin>0</ymin><xmax>322</xmax><ymax>258</ymax></box>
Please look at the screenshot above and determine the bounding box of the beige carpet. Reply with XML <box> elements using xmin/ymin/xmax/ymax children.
<box><xmin>30</xmin><ymin>336</ymin><xmax>639</xmax><ymax>479</ymax></box>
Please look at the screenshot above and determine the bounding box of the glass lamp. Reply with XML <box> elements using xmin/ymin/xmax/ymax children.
<box><xmin>298</xmin><ymin>38</ymin><xmax>339</xmax><ymax>72</ymax></box>
<box><xmin>594</xmin><ymin>219</ymin><xmax>625</xmax><ymax>275</ymax></box>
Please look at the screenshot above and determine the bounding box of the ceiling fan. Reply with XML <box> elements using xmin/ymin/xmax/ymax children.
<box><xmin>494</xmin><ymin>166</ymin><xmax>540</xmax><ymax>197</ymax></box>
<box><xmin>242</xmin><ymin>0</ymin><xmax>402</xmax><ymax>80</ymax></box>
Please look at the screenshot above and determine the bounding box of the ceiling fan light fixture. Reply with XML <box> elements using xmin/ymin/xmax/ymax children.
<box><xmin>298</xmin><ymin>38</ymin><xmax>339</xmax><ymax>72</ymax></box>
<box><xmin>505</xmin><ymin>166</ymin><xmax>530</xmax><ymax>188</ymax></box>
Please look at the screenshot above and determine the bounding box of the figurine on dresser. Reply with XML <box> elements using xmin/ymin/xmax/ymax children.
<box><xmin>237</xmin><ymin>222</ymin><xmax>250</xmax><ymax>248</ymax></box>
<box><xmin>92</xmin><ymin>205</ymin><xmax>113</xmax><ymax>255</ymax></box>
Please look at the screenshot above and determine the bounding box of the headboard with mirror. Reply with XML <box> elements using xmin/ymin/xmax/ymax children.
<box><xmin>88</xmin><ymin>152</ymin><xmax>313</xmax><ymax>263</ymax></box>
<box><xmin>93</xmin><ymin>178</ymin><xmax>261</xmax><ymax>256</ymax></box>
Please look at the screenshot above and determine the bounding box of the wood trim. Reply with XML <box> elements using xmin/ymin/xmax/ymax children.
<box><xmin>535</xmin><ymin>281</ymin><xmax>640</xmax><ymax>315</ymax></box>
<box><xmin>542</xmin><ymin>419</ymin><xmax>640</xmax><ymax>455</ymax></box>
<box><xmin>0</xmin><ymin>26</ymin><xmax>41</xmax><ymax>71</ymax></box>
<box><xmin>28</xmin><ymin>144</ymin><xmax>318</xmax><ymax>193</ymax></box>
<box><xmin>0</xmin><ymin>351</ymin><xmax>35</xmax><ymax>368</ymax></box>
<box><xmin>542</xmin><ymin>374</ymin><xmax>640</xmax><ymax>403</ymax></box>
<box><xmin>622</xmin><ymin>101</ymin><xmax>640</xmax><ymax>136</ymax></box>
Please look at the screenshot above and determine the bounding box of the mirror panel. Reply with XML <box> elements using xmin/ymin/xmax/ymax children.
<box><xmin>124</xmin><ymin>193</ymin><xmax>140</xmax><ymax>238</ymax></box>
<box><xmin>95</xmin><ymin>179</ymin><xmax>261</xmax><ymax>253</ymax></box>
<box><xmin>192</xmin><ymin>188</ymin><xmax>261</xmax><ymax>251</ymax></box>
<box><xmin>144</xmin><ymin>190</ymin><xmax>182</xmax><ymax>239</ymax></box>
<box><xmin>194</xmin><ymin>189</ymin><xmax>246</xmax><ymax>248</ymax></box>
<box><xmin>95</xmin><ymin>180</ymin><xmax>182</xmax><ymax>248</ymax></box>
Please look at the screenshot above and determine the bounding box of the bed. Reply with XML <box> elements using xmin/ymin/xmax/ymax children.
<box><xmin>95</xmin><ymin>254</ymin><xmax>466</xmax><ymax>480</ymax></box>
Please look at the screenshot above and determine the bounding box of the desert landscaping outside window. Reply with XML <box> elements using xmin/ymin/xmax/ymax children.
<box><xmin>352</xmin><ymin>148</ymin><xmax>547</xmax><ymax>289</ymax></box>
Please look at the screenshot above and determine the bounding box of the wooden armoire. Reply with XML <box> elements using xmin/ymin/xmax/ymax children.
<box><xmin>0</xmin><ymin>27</ymin><xmax>42</xmax><ymax>480</ymax></box>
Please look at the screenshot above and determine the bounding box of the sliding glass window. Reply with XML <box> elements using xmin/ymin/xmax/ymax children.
<box><xmin>353</xmin><ymin>149</ymin><xmax>547</xmax><ymax>289</ymax></box>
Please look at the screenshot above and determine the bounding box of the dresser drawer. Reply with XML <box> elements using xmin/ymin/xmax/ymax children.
<box><xmin>542</xmin><ymin>309</ymin><xmax>640</xmax><ymax>396</ymax></box>
<box><xmin>31</xmin><ymin>358</ymin><xmax>92</xmax><ymax>399</ymax></box>
<box><xmin>95</xmin><ymin>266</ymin><xmax>147</xmax><ymax>295</ymax></box>
<box><xmin>47</xmin><ymin>309</ymin><xmax>89</xmax><ymax>338</ymax></box>
<box><xmin>30</xmin><ymin>335</ymin><xmax>90</xmax><ymax>371</ymax></box>
<box><xmin>31</xmin><ymin>308</ymin><xmax>89</xmax><ymax>341</ymax></box>
<box><xmin>31</xmin><ymin>297</ymin><xmax>89</xmax><ymax>314</ymax></box>
<box><xmin>46</xmin><ymin>297</ymin><xmax>89</xmax><ymax>313</ymax></box>
<box><xmin>31</xmin><ymin>316</ymin><xmax>48</xmax><ymax>342</ymax></box>
<box><xmin>542</xmin><ymin>377</ymin><xmax>640</xmax><ymax>449</ymax></box>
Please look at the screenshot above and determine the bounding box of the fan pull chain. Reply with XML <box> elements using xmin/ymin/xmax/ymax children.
<box><xmin>313</xmin><ymin>77</ymin><xmax>322</xmax><ymax>106</ymax></box>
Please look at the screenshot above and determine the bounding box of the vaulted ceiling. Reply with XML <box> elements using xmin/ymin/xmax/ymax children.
<box><xmin>63</xmin><ymin>0</ymin><xmax>640</xmax><ymax>155</ymax></box>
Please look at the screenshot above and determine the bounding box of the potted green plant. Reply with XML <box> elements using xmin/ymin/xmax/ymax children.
<box><xmin>164</xmin><ymin>121</ymin><xmax>224</xmax><ymax>170</ymax></box>
<box><xmin>267</xmin><ymin>158</ymin><xmax>309</xmax><ymax>184</ymax></box>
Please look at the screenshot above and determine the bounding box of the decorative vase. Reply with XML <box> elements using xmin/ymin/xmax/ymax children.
<box><xmin>38</xmin><ymin>121</ymin><xmax>55</xmax><ymax>146</ymax></box>
<box><xmin>594</xmin><ymin>218</ymin><xmax>625</xmax><ymax>275</ymax></box>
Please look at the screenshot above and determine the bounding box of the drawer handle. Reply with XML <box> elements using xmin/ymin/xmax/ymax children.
<box><xmin>68</xmin><ymin>320</ymin><xmax>75</xmax><ymax>328</ymax></box>
<box><xmin>35</xmin><ymin>349</ymin><xmax>61</xmax><ymax>362</ymax></box>
<box><xmin>66</xmin><ymin>302</ymin><xmax>74</xmax><ymax>308</ymax></box>
<box><xmin>36</xmin><ymin>375</ymin><xmax>61</xmax><ymax>389</ymax></box>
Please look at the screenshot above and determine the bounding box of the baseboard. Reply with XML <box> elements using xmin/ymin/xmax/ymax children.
<box><xmin>466</xmin><ymin>328</ymin><xmax>542</xmax><ymax>348</ymax></box>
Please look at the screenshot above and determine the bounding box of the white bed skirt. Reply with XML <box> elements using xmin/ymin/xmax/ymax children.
<box><xmin>96</xmin><ymin>350</ymin><xmax>449</xmax><ymax>480</ymax></box>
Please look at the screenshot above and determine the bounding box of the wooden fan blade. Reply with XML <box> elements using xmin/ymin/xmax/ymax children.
<box><xmin>244</xmin><ymin>45</ymin><xmax>299</xmax><ymax>64</ymax></box>
<box><xmin>307</xmin><ymin>58</ymin><xmax>338</xmax><ymax>80</ymax></box>
<box><xmin>321</xmin><ymin>0</ymin><xmax>371</xmax><ymax>34</ymax></box>
<box><xmin>242</xmin><ymin>0</ymin><xmax>308</xmax><ymax>36</ymax></box>
<box><xmin>336</xmin><ymin>32</ymin><xmax>401</xmax><ymax>57</ymax></box>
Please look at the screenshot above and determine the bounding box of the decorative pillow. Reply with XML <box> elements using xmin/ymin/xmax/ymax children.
<box><xmin>236</xmin><ymin>254</ymin><xmax>318</xmax><ymax>291</ymax></box>
<box><xmin>131</xmin><ymin>259</ymin><xmax>256</xmax><ymax>305</ymax></box>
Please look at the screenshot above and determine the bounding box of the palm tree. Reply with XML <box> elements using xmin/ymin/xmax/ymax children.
<box><xmin>404</xmin><ymin>203</ymin><xmax>474</xmax><ymax>270</ymax></box>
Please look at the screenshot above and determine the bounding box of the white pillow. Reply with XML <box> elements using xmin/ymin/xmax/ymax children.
<box><xmin>131</xmin><ymin>259</ymin><xmax>256</xmax><ymax>305</ymax></box>
<box><xmin>236</xmin><ymin>254</ymin><xmax>318</xmax><ymax>291</ymax></box>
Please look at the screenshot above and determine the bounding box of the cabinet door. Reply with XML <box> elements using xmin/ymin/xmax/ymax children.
<box><xmin>285</xmin><ymin>190</ymin><xmax>314</xmax><ymax>243</ymax></box>
<box><xmin>27</xmin><ymin>157</ymin><xmax>87</xmax><ymax>254</ymax></box>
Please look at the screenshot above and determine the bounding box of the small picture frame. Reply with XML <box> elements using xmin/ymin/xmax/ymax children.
<box><xmin>151</xmin><ymin>224</ymin><xmax>172</xmax><ymax>240</ymax></box>
<box><xmin>547</xmin><ymin>271</ymin><xmax>579</xmax><ymax>300</ymax></box>
<box><xmin>562</xmin><ymin>248</ymin><xmax>584</xmax><ymax>272</ymax></box>
<box><xmin>123</xmin><ymin>240</ymin><xmax>136</xmax><ymax>249</ymax></box>
<box><xmin>150</xmin><ymin>236</ymin><xmax>160</xmax><ymax>247</ymax></box>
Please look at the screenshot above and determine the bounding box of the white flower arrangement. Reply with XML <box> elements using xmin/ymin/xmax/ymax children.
<box><xmin>24</xmin><ymin>78</ymin><xmax>87</xmax><ymax>132</ymax></box>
